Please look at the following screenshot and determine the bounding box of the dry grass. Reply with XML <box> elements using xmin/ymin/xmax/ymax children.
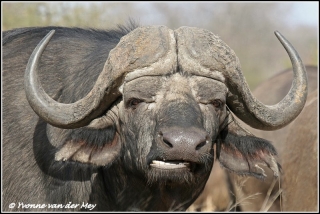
<box><xmin>187</xmin><ymin>175</ymin><xmax>283</xmax><ymax>212</ymax></box>
<box><xmin>260</xmin><ymin>176</ymin><xmax>282</xmax><ymax>211</ymax></box>
<box><xmin>188</xmin><ymin>195</ymin><xmax>218</xmax><ymax>211</ymax></box>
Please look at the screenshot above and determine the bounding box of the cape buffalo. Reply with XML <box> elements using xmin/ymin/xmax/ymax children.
<box><xmin>2</xmin><ymin>24</ymin><xmax>309</xmax><ymax>211</ymax></box>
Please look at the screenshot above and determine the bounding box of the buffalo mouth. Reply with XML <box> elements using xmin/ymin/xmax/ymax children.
<box><xmin>149</xmin><ymin>160</ymin><xmax>198</xmax><ymax>172</ymax></box>
<box><xmin>147</xmin><ymin>159</ymin><xmax>205</xmax><ymax>185</ymax></box>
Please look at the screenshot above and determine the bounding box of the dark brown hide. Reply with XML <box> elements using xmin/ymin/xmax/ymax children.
<box><xmin>281</xmin><ymin>90</ymin><xmax>317</xmax><ymax>211</ymax></box>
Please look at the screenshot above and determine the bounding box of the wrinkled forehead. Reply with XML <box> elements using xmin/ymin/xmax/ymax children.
<box><xmin>122</xmin><ymin>26</ymin><xmax>235</xmax><ymax>83</ymax></box>
<box><xmin>121</xmin><ymin>74</ymin><xmax>228</xmax><ymax>101</ymax></box>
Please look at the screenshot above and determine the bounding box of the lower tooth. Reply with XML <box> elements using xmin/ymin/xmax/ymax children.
<box><xmin>151</xmin><ymin>160</ymin><xmax>190</xmax><ymax>168</ymax></box>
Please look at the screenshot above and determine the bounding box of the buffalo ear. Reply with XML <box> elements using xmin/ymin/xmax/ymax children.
<box><xmin>55</xmin><ymin>126</ymin><xmax>121</xmax><ymax>166</ymax></box>
<box><xmin>217</xmin><ymin>117</ymin><xmax>281</xmax><ymax>179</ymax></box>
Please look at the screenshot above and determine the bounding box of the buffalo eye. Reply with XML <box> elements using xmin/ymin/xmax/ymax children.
<box><xmin>127</xmin><ymin>98</ymin><xmax>144</xmax><ymax>109</ymax></box>
<box><xmin>212</xmin><ymin>99</ymin><xmax>223</xmax><ymax>108</ymax></box>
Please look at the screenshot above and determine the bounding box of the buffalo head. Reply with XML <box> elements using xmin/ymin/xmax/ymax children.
<box><xmin>23</xmin><ymin>26</ymin><xmax>308</xmax><ymax>210</ymax></box>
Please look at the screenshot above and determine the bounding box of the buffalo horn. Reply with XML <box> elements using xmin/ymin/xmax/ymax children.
<box><xmin>227</xmin><ymin>31</ymin><xmax>308</xmax><ymax>130</ymax></box>
<box><xmin>24</xmin><ymin>26</ymin><xmax>175</xmax><ymax>128</ymax></box>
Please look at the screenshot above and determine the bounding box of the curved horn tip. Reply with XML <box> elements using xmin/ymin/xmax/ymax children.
<box><xmin>46</xmin><ymin>30</ymin><xmax>55</xmax><ymax>39</ymax></box>
<box><xmin>274</xmin><ymin>31</ymin><xmax>285</xmax><ymax>41</ymax></box>
<box><xmin>274</xmin><ymin>30</ymin><xmax>280</xmax><ymax>35</ymax></box>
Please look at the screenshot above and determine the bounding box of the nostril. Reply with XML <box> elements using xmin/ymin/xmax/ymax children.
<box><xmin>196</xmin><ymin>136</ymin><xmax>210</xmax><ymax>150</ymax></box>
<box><xmin>163</xmin><ymin>138</ymin><xmax>173</xmax><ymax>148</ymax></box>
<box><xmin>195</xmin><ymin>141</ymin><xmax>207</xmax><ymax>150</ymax></box>
<box><xmin>159</xmin><ymin>131</ymin><xmax>173</xmax><ymax>148</ymax></box>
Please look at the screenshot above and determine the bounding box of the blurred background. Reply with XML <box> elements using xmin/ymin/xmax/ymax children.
<box><xmin>2</xmin><ymin>2</ymin><xmax>318</xmax><ymax>88</ymax></box>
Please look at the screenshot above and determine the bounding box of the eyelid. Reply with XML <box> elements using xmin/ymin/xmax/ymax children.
<box><xmin>212</xmin><ymin>99</ymin><xmax>222</xmax><ymax>108</ymax></box>
<box><xmin>126</xmin><ymin>98</ymin><xmax>144</xmax><ymax>109</ymax></box>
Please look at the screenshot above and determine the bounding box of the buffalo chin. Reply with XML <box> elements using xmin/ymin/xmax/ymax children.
<box><xmin>147</xmin><ymin>167</ymin><xmax>195</xmax><ymax>186</ymax></box>
<box><xmin>146</xmin><ymin>161</ymin><xmax>208</xmax><ymax>187</ymax></box>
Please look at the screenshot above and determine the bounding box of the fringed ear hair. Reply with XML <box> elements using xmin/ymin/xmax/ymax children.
<box><xmin>216</xmin><ymin>109</ymin><xmax>281</xmax><ymax>179</ymax></box>
<box><xmin>55</xmin><ymin>126</ymin><xmax>121</xmax><ymax>167</ymax></box>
